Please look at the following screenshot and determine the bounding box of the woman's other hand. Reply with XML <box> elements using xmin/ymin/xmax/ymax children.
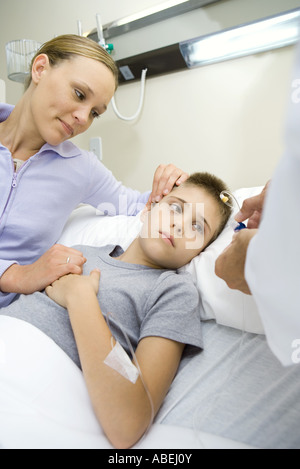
<box><xmin>0</xmin><ymin>244</ymin><xmax>87</xmax><ymax>295</ymax></box>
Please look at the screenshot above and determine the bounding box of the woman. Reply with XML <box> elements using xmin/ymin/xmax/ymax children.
<box><xmin>0</xmin><ymin>34</ymin><xmax>188</xmax><ymax>307</ymax></box>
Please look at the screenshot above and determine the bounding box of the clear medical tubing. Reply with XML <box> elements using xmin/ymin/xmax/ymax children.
<box><xmin>111</xmin><ymin>69</ymin><xmax>148</xmax><ymax>121</ymax></box>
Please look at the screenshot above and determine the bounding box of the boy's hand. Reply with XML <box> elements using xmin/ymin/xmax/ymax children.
<box><xmin>45</xmin><ymin>269</ymin><xmax>101</xmax><ymax>309</ymax></box>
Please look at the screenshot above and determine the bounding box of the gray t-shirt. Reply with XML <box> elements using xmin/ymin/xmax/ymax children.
<box><xmin>1</xmin><ymin>245</ymin><xmax>202</xmax><ymax>368</ymax></box>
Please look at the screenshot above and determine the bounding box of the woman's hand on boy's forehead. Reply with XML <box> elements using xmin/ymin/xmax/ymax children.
<box><xmin>147</xmin><ymin>164</ymin><xmax>189</xmax><ymax>209</ymax></box>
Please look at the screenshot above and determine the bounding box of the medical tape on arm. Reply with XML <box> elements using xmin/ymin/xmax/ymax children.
<box><xmin>104</xmin><ymin>312</ymin><xmax>155</xmax><ymax>446</ymax></box>
<box><xmin>104</xmin><ymin>337</ymin><xmax>139</xmax><ymax>384</ymax></box>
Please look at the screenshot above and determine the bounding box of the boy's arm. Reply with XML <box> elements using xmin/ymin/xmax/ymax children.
<box><xmin>46</xmin><ymin>272</ymin><xmax>184</xmax><ymax>449</ymax></box>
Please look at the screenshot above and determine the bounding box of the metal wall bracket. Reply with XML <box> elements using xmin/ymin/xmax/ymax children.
<box><xmin>87</xmin><ymin>0</ymin><xmax>222</xmax><ymax>42</ymax></box>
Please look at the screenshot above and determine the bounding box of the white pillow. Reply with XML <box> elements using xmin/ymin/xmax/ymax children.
<box><xmin>58</xmin><ymin>188</ymin><xmax>265</xmax><ymax>335</ymax></box>
<box><xmin>58</xmin><ymin>204</ymin><xmax>142</xmax><ymax>251</ymax></box>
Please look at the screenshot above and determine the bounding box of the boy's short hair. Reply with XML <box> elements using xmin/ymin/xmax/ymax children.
<box><xmin>178</xmin><ymin>172</ymin><xmax>232</xmax><ymax>244</ymax></box>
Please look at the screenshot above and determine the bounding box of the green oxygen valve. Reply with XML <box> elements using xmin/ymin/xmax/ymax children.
<box><xmin>105</xmin><ymin>44</ymin><xmax>114</xmax><ymax>54</ymax></box>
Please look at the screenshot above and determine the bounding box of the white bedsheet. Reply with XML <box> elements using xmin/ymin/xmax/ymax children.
<box><xmin>0</xmin><ymin>316</ymin><xmax>252</xmax><ymax>449</ymax></box>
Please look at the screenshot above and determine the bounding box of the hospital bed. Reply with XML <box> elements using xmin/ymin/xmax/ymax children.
<box><xmin>1</xmin><ymin>77</ymin><xmax>300</xmax><ymax>449</ymax></box>
<box><xmin>1</xmin><ymin>186</ymin><xmax>300</xmax><ymax>450</ymax></box>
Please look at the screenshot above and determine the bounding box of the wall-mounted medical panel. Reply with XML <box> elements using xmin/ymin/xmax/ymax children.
<box><xmin>88</xmin><ymin>2</ymin><xmax>300</xmax><ymax>85</ymax></box>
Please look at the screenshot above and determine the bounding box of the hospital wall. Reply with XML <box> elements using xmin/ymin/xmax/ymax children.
<box><xmin>0</xmin><ymin>0</ymin><xmax>300</xmax><ymax>191</ymax></box>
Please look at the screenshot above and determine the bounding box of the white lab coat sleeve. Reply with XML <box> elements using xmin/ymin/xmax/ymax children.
<box><xmin>245</xmin><ymin>42</ymin><xmax>300</xmax><ymax>367</ymax></box>
<box><xmin>245</xmin><ymin>152</ymin><xmax>300</xmax><ymax>366</ymax></box>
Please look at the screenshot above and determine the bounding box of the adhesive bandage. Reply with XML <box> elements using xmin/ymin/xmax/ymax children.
<box><xmin>104</xmin><ymin>340</ymin><xmax>139</xmax><ymax>384</ymax></box>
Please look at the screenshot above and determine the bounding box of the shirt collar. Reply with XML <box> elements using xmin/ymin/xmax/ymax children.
<box><xmin>0</xmin><ymin>103</ymin><xmax>81</xmax><ymax>158</ymax></box>
<box><xmin>0</xmin><ymin>103</ymin><xmax>14</xmax><ymax>122</ymax></box>
<box><xmin>40</xmin><ymin>142</ymin><xmax>81</xmax><ymax>158</ymax></box>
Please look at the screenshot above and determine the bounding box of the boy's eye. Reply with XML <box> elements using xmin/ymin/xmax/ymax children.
<box><xmin>193</xmin><ymin>223</ymin><xmax>204</xmax><ymax>234</ymax></box>
<box><xmin>170</xmin><ymin>203</ymin><xmax>182</xmax><ymax>214</ymax></box>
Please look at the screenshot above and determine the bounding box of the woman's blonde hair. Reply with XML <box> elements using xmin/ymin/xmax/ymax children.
<box><xmin>25</xmin><ymin>34</ymin><xmax>119</xmax><ymax>90</ymax></box>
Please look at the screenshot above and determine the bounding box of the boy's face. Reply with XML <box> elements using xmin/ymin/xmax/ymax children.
<box><xmin>139</xmin><ymin>185</ymin><xmax>222</xmax><ymax>269</ymax></box>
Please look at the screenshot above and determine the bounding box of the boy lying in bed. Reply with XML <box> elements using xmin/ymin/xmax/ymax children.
<box><xmin>1</xmin><ymin>172</ymin><xmax>231</xmax><ymax>449</ymax></box>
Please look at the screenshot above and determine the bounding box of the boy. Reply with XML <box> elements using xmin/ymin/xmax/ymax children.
<box><xmin>1</xmin><ymin>172</ymin><xmax>231</xmax><ymax>449</ymax></box>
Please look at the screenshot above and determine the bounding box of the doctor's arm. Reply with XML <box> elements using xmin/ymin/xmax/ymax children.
<box><xmin>45</xmin><ymin>270</ymin><xmax>184</xmax><ymax>449</ymax></box>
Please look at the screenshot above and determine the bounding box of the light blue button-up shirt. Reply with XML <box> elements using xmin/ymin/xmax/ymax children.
<box><xmin>0</xmin><ymin>103</ymin><xmax>149</xmax><ymax>307</ymax></box>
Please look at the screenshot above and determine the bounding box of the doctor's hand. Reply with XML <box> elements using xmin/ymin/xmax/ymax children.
<box><xmin>215</xmin><ymin>229</ymin><xmax>258</xmax><ymax>295</ymax></box>
<box><xmin>147</xmin><ymin>164</ymin><xmax>189</xmax><ymax>208</ymax></box>
<box><xmin>235</xmin><ymin>182</ymin><xmax>270</xmax><ymax>229</ymax></box>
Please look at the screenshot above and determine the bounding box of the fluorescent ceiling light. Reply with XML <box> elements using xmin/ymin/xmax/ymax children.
<box><xmin>111</xmin><ymin>0</ymin><xmax>189</xmax><ymax>27</ymax></box>
<box><xmin>180</xmin><ymin>8</ymin><xmax>300</xmax><ymax>68</ymax></box>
